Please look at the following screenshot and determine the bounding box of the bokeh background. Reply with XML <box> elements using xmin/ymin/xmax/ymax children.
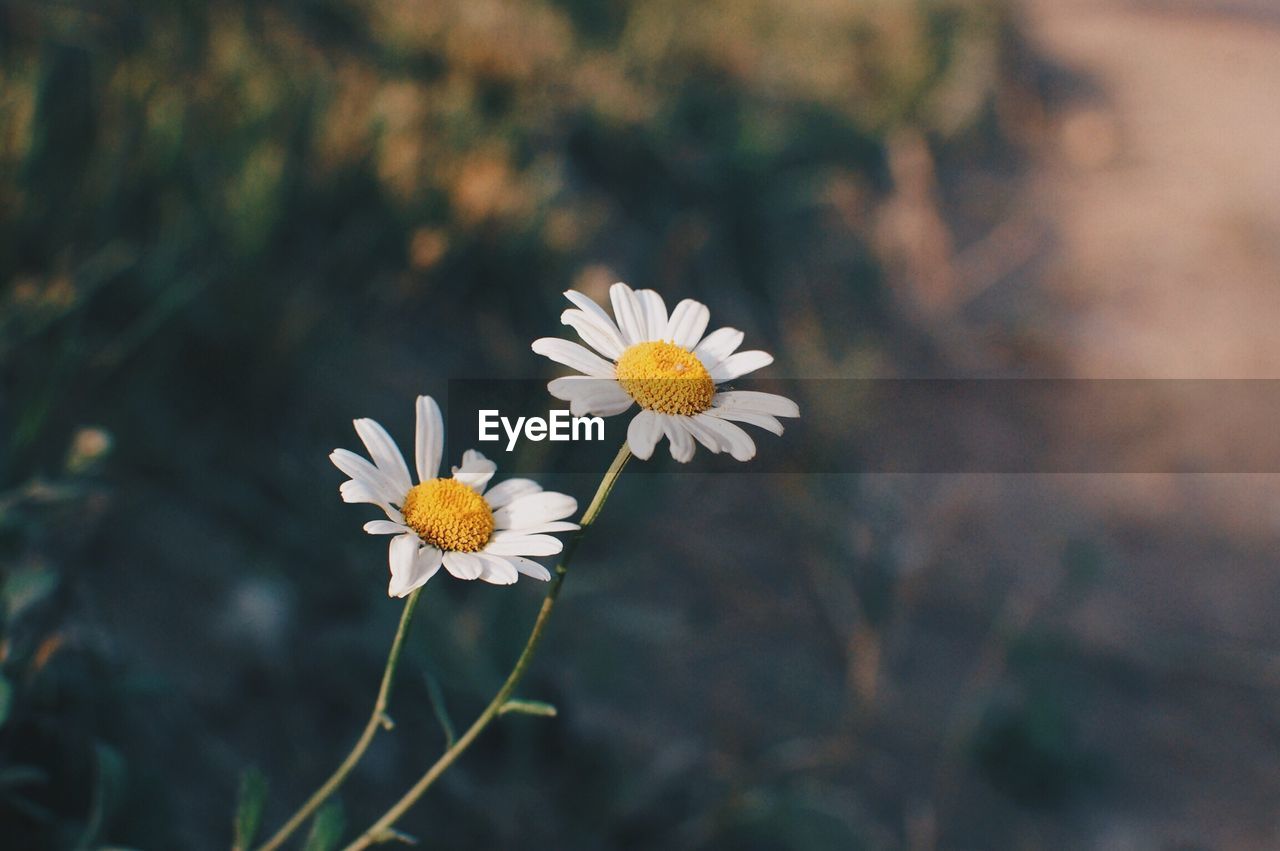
<box><xmin>4</xmin><ymin>0</ymin><xmax>1280</xmax><ymax>848</ymax></box>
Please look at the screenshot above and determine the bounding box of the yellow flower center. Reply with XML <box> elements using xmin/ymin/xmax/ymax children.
<box><xmin>615</xmin><ymin>341</ymin><xmax>715</xmax><ymax>416</ymax></box>
<box><xmin>400</xmin><ymin>478</ymin><xmax>494</xmax><ymax>553</ymax></box>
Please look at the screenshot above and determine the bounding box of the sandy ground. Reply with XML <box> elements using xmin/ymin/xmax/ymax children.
<box><xmin>1023</xmin><ymin>0</ymin><xmax>1280</xmax><ymax>380</ymax></box>
<box><xmin>937</xmin><ymin>0</ymin><xmax>1280</xmax><ymax>846</ymax></box>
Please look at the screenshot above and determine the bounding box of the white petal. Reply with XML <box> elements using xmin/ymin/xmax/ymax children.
<box><xmin>442</xmin><ymin>551</ymin><xmax>484</xmax><ymax>580</ymax></box>
<box><xmin>681</xmin><ymin>416</ymin><xmax>725</xmax><ymax>455</ymax></box>
<box><xmin>609</xmin><ymin>282</ymin><xmax>647</xmax><ymax>346</ymax></box>
<box><xmin>710</xmin><ymin>350</ymin><xmax>773</xmax><ymax>382</ymax></box>
<box><xmin>339</xmin><ymin>477</ymin><xmax>386</xmax><ymax>507</ymax></box>
<box><xmin>415</xmin><ymin>395</ymin><xmax>444</xmax><ymax>483</ymax></box>
<box><xmin>547</xmin><ymin>376</ymin><xmax>635</xmax><ymax>417</ymax></box>
<box><xmin>475</xmin><ymin>553</ymin><xmax>519</xmax><ymax>585</ymax></box>
<box><xmin>660</xmin><ymin>415</ymin><xmax>696</xmax><ymax>463</ymax></box>
<box><xmin>711</xmin><ymin>390</ymin><xmax>800</xmax><ymax>418</ymax></box>
<box><xmin>564</xmin><ymin>289</ymin><xmax>625</xmax><ymax>342</ymax></box>
<box><xmin>452</xmin><ymin>448</ymin><xmax>497</xmax><ymax>493</ymax></box>
<box><xmin>387</xmin><ymin>534</ymin><xmax>420</xmax><ymax>597</ymax></box>
<box><xmin>482</xmin><ymin>533</ymin><xmax>565</xmax><ymax>557</ymax></box>
<box><xmin>665</xmin><ymin>299</ymin><xmax>711</xmax><ymax>349</ymax></box>
<box><xmin>693</xmin><ymin>327</ymin><xmax>744</xmax><ymax>370</ymax></box>
<box><xmin>364</xmin><ymin>520</ymin><xmax>412</xmax><ymax>535</ymax></box>
<box><xmin>331</xmin><ymin>449</ymin><xmax>403</xmax><ymax>505</ymax></box>
<box><xmin>389</xmin><ymin>543</ymin><xmax>442</xmax><ymax>597</ymax></box>
<box><xmin>355</xmin><ymin>419</ymin><xmax>413</xmax><ymax>496</ymax></box>
<box><xmin>531</xmin><ymin>338</ymin><xmax>617</xmax><ymax>377</ymax></box>
<box><xmin>339</xmin><ymin>478</ymin><xmax>376</xmax><ymax>503</ymax></box>
<box><xmin>483</xmin><ymin>478</ymin><xmax>542</xmax><ymax>509</ymax></box>
<box><xmin>340</xmin><ymin>481</ymin><xmax>402</xmax><ymax>521</ymax></box>
<box><xmin>635</xmin><ymin>289</ymin><xmax>668</xmax><ymax>341</ymax></box>
<box><xmin>705</xmin><ymin>407</ymin><xmax>784</xmax><ymax>435</ymax></box>
<box><xmin>626</xmin><ymin>409</ymin><xmax>662</xmax><ymax>460</ymax></box>
<box><xmin>417</xmin><ymin>545</ymin><xmax>443</xmax><ymax>575</ymax></box>
<box><xmin>590</xmin><ymin>394</ymin><xmax>637</xmax><ymax>417</ymax></box>
<box><xmin>561</xmin><ymin>308</ymin><xmax>625</xmax><ymax>360</ymax></box>
<box><xmin>505</xmin><ymin>556</ymin><xmax>552</xmax><ymax>582</ymax></box>
<box><xmin>502</xmin><ymin>521</ymin><xmax>579</xmax><ymax>535</ymax></box>
<box><xmin>694</xmin><ymin>414</ymin><xmax>756</xmax><ymax>461</ymax></box>
<box><xmin>493</xmin><ymin>491</ymin><xmax>578</xmax><ymax>528</ymax></box>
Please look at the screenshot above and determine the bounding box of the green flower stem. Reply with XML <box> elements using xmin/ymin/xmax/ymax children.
<box><xmin>341</xmin><ymin>442</ymin><xmax>632</xmax><ymax>851</ymax></box>
<box><xmin>255</xmin><ymin>587</ymin><xmax>423</xmax><ymax>851</ymax></box>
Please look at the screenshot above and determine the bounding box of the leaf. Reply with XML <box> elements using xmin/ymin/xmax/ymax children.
<box><xmin>371</xmin><ymin>827</ymin><xmax>418</xmax><ymax>846</ymax></box>
<box><xmin>498</xmin><ymin>698</ymin><xmax>558</xmax><ymax>718</ymax></box>
<box><xmin>0</xmin><ymin>676</ymin><xmax>11</xmax><ymax>729</ymax></box>
<box><xmin>231</xmin><ymin>767</ymin><xmax>268</xmax><ymax>851</ymax></box>
<box><xmin>302</xmin><ymin>800</ymin><xmax>345</xmax><ymax>851</ymax></box>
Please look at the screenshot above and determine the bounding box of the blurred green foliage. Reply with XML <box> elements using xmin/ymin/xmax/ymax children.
<box><xmin>232</xmin><ymin>767</ymin><xmax>268</xmax><ymax>851</ymax></box>
<box><xmin>1</xmin><ymin>0</ymin><xmax>1009</xmax><ymax>446</ymax></box>
<box><xmin>0</xmin><ymin>0</ymin><xmax>1021</xmax><ymax>847</ymax></box>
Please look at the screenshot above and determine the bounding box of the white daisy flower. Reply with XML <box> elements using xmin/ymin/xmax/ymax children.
<box><xmin>330</xmin><ymin>396</ymin><xmax>579</xmax><ymax>597</ymax></box>
<box><xmin>532</xmin><ymin>283</ymin><xmax>799</xmax><ymax>462</ymax></box>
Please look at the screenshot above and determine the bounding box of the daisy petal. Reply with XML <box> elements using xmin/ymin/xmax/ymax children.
<box><xmin>710</xmin><ymin>350</ymin><xmax>774</xmax><ymax>382</ymax></box>
<box><xmin>475</xmin><ymin>553</ymin><xmax>519</xmax><ymax>585</ymax></box>
<box><xmin>493</xmin><ymin>491</ymin><xmax>578</xmax><ymax>528</ymax></box>
<box><xmin>635</xmin><ymin>289</ymin><xmax>669</xmax><ymax>341</ymax></box>
<box><xmin>331</xmin><ymin>449</ymin><xmax>402</xmax><ymax>504</ymax></box>
<box><xmin>547</xmin><ymin>376</ymin><xmax>635</xmax><ymax>417</ymax></box>
<box><xmin>442</xmin><ymin>551</ymin><xmax>484</xmax><ymax>580</ymax></box>
<box><xmin>389</xmin><ymin>542</ymin><xmax>442</xmax><ymax>597</ymax></box>
<box><xmin>532</xmin><ymin>338</ymin><xmax>617</xmax><ymax>377</ymax></box>
<box><xmin>565</xmin><ymin>290</ymin><xmax>625</xmax><ymax>341</ymax></box>
<box><xmin>626</xmin><ymin>409</ymin><xmax>662</xmax><ymax>460</ymax></box>
<box><xmin>712</xmin><ymin>390</ymin><xmax>800</xmax><ymax>418</ymax></box>
<box><xmin>452</xmin><ymin>448</ymin><xmax>497</xmax><ymax>493</ymax></box>
<box><xmin>609</xmin><ymin>282</ymin><xmax>647</xmax><ymax>346</ymax></box>
<box><xmin>339</xmin><ymin>477</ymin><xmax>387</xmax><ymax>507</ymax></box>
<box><xmin>417</xmin><ymin>545</ymin><xmax>443</xmax><ymax>574</ymax></box>
<box><xmin>483</xmin><ymin>478</ymin><xmax>543</xmax><ymax>509</ymax></box>
<box><xmin>365</xmin><ymin>520</ymin><xmax>412</xmax><ymax>535</ymax></box>
<box><xmin>330</xmin><ymin>448</ymin><xmax>377</xmax><ymax>482</ymax></box>
<box><xmin>340</xmin><ymin>478</ymin><xmax>378</xmax><ymax>504</ymax></box>
<box><xmin>681</xmin><ymin>416</ymin><xmax>726</xmax><ymax>455</ymax></box>
<box><xmin>341</xmin><ymin>481</ymin><xmax>404</xmax><ymax>521</ymax></box>
<box><xmin>506</xmin><ymin>556</ymin><xmax>552</xmax><ymax>582</ymax></box>
<box><xmin>693</xmin><ymin>327</ymin><xmax>744</xmax><ymax>370</ymax></box>
<box><xmin>562</xmin><ymin>308</ymin><xmax>626</xmax><ymax>359</ymax></box>
<box><xmin>503</xmin><ymin>521</ymin><xmax>579</xmax><ymax>535</ymax></box>
<box><xmin>387</xmin><ymin>533</ymin><xmax>420</xmax><ymax>597</ymax></box>
<box><xmin>415</xmin><ymin>395</ymin><xmax>444</xmax><ymax>483</ymax></box>
<box><xmin>666</xmin><ymin>299</ymin><xmax>711</xmax><ymax>349</ymax></box>
<box><xmin>694</xmin><ymin>414</ymin><xmax>756</xmax><ymax>461</ymax></box>
<box><xmin>355</xmin><ymin>418</ymin><xmax>413</xmax><ymax>496</ymax></box>
<box><xmin>660</xmin><ymin>415</ymin><xmax>696</xmax><ymax>463</ymax></box>
<box><xmin>482</xmin><ymin>533</ymin><xmax>565</xmax><ymax>557</ymax></box>
<box><xmin>705</xmin><ymin>407</ymin><xmax>784</xmax><ymax>435</ymax></box>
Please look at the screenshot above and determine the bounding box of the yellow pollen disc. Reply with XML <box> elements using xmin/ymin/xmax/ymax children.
<box><xmin>615</xmin><ymin>341</ymin><xmax>715</xmax><ymax>416</ymax></box>
<box><xmin>400</xmin><ymin>478</ymin><xmax>494</xmax><ymax>553</ymax></box>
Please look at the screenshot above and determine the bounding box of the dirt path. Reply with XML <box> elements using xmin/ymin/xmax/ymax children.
<box><xmin>986</xmin><ymin>1</ymin><xmax>1280</xmax><ymax>846</ymax></box>
<box><xmin>1023</xmin><ymin>0</ymin><xmax>1280</xmax><ymax>379</ymax></box>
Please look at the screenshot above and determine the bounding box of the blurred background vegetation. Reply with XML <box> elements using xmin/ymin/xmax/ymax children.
<box><xmin>7</xmin><ymin>0</ymin><xmax>1277</xmax><ymax>848</ymax></box>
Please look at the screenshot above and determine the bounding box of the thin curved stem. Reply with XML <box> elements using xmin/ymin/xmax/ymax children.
<box><xmin>256</xmin><ymin>587</ymin><xmax>423</xmax><ymax>851</ymax></box>
<box><xmin>342</xmin><ymin>443</ymin><xmax>632</xmax><ymax>851</ymax></box>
